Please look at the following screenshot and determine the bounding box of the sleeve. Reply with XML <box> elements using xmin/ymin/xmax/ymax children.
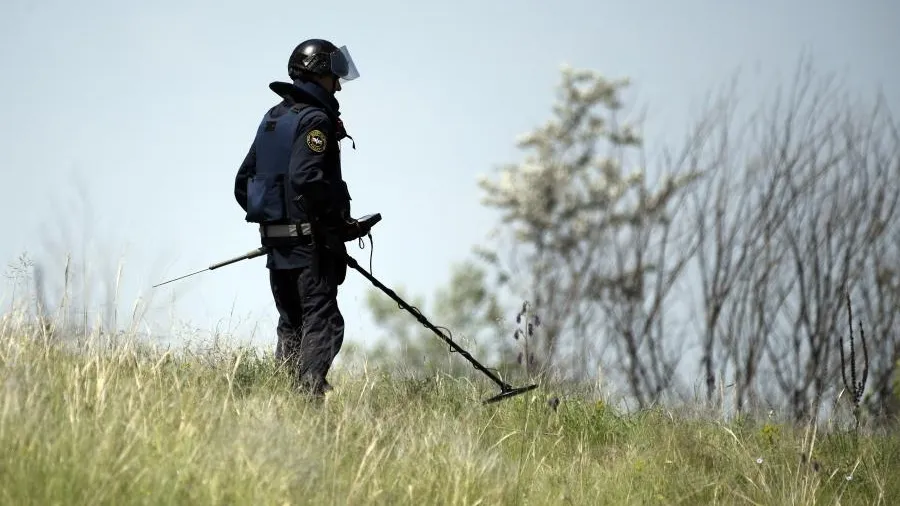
<box><xmin>233</xmin><ymin>139</ymin><xmax>257</xmax><ymax>212</ymax></box>
<box><xmin>288</xmin><ymin>111</ymin><xmax>345</xmax><ymax>222</ymax></box>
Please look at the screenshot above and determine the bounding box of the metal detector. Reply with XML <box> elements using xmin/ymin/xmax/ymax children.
<box><xmin>152</xmin><ymin>213</ymin><xmax>538</xmax><ymax>405</ymax></box>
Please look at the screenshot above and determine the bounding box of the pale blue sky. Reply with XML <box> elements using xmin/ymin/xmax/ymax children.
<box><xmin>2</xmin><ymin>0</ymin><xmax>897</xmax><ymax>354</ymax></box>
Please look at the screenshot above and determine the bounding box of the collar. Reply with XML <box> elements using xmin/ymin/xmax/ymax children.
<box><xmin>268</xmin><ymin>79</ymin><xmax>341</xmax><ymax>118</ymax></box>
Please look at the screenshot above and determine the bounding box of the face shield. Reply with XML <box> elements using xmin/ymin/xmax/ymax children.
<box><xmin>329</xmin><ymin>45</ymin><xmax>360</xmax><ymax>83</ymax></box>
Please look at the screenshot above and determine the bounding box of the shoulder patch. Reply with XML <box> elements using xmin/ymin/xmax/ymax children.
<box><xmin>306</xmin><ymin>129</ymin><xmax>327</xmax><ymax>153</ymax></box>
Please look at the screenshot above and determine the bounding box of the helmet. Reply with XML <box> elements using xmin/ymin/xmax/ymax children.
<box><xmin>288</xmin><ymin>38</ymin><xmax>360</xmax><ymax>83</ymax></box>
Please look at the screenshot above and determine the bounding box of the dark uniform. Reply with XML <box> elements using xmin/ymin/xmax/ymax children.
<box><xmin>233</xmin><ymin>39</ymin><xmax>361</xmax><ymax>398</ymax></box>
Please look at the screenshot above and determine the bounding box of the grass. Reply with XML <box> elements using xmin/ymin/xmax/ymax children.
<box><xmin>0</xmin><ymin>316</ymin><xmax>898</xmax><ymax>505</ymax></box>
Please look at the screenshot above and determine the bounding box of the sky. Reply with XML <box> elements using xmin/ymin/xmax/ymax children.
<box><xmin>1</xmin><ymin>0</ymin><xmax>897</xmax><ymax>357</ymax></box>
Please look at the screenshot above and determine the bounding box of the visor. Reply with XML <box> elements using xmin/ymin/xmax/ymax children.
<box><xmin>329</xmin><ymin>45</ymin><xmax>360</xmax><ymax>83</ymax></box>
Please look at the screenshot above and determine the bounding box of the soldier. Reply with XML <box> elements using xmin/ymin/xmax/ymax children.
<box><xmin>234</xmin><ymin>38</ymin><xmax>363</xmax><ymax>399</ymax></box>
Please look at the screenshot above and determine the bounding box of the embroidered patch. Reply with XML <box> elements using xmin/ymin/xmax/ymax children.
<box><xmin>306</xmin><ymin>129</ymin><xmax>327</xmax><ymax>153</ymax></box>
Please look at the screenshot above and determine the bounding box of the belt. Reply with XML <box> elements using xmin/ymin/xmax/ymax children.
<box><xmin>259</xmin><ymin>222</ymin><xmax>313</xmax><ymax>238</ymax></box>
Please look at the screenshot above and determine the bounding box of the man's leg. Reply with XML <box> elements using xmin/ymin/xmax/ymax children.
<box><xmin>297</xmin><ymin>252</ymin><xmax>345</xmax><ymax>396</ymax></box>
<box><xmin>269</xmin><ymin>268</ymin><xmax>305</xmax><ymax>381</ymax></box>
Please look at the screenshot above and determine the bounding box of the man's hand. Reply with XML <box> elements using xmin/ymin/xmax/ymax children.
<box><xmin>337</xmin><ymin>213</ymin><xmax>382</xmax><ymax>242</ymax></box>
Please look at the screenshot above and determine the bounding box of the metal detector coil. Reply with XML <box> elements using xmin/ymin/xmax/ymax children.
<box><xmin>340</xmin><ymin>253</ymin><xmax>538</xmax><ymax>405</ymax></box>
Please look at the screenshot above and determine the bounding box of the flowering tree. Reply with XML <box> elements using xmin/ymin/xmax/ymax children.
<box><xmin>475</xmin><ymin>66</ymin><xmax>700</xmax><ymax>404</ymax></box>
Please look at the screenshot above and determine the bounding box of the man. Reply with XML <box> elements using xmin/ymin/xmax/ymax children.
<box><xmin>233</xmin><ymin>38</ymin><xmax>362</xmax><ymax>399</ymax></box>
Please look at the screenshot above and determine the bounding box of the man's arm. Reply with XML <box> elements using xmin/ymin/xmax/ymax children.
<box><xmin>289</xmin><ymin>111</ymin><xmax>348</xmax><ymax>224</ymax></box>
<box><xmin>234</xmin><ymin>140</ymin><xmax>257</xmax><ymax>212</ymax></box>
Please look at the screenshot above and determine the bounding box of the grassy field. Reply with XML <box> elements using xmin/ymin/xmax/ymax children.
<box><xmin>1</xmin><ymin>316</ymin><xmax>897</xmax><ymax>505</ymax></box>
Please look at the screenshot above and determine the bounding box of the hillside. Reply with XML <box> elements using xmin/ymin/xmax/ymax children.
<box><xmin>0</xmin><ymin>318</ymin><xmax>897</xmax><ymax>505</ymax></box>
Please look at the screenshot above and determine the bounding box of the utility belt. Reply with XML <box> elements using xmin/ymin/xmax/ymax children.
<box><xmin>258</xmin><ymin>221</ymin><xmax>316</xmax><ymax>247</ymax></box>
<box><xmin>257</xmin><ymin>213</ymin><xmax>379</xmax><ymax>249</ymax></box>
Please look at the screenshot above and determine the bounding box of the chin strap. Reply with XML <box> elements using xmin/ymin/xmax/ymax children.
<box><xmin>336</xmin><ymin>118</ymin><xmax>356</xmax><ymax>150</ymax></box>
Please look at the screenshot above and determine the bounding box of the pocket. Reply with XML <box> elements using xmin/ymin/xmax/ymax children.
<box><xmin>245</xmin><ymin>173</ymin><xmax>287</xmax><ymax>223</ymax></box>
<box><xmin>335</xmin><ymin>180</ymin><xmax>351</xmax><ymax>217</ymax></box>
<box><xmin>339</xmin><ymin>180</ymin><xmax>351</xmax><ymax>201</ymax></box>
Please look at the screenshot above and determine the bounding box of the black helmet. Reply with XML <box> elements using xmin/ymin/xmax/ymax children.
<box><xmin>288</xmin><ymin>38</ymin><xmax>360</xmax><ymax>83</ymax></box>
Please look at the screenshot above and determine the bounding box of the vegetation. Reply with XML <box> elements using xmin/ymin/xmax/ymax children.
<box><xmin>0</xmin><ymin>320</ymin><xmax>897</xmax><ymax>505</ymax></box>
<box><xmin>361</xmin><ymin>54</ymin><xmax>900</xmax><ymax>426</ymax></box>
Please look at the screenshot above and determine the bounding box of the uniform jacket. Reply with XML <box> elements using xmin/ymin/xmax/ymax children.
<box><xmin>234</xmin><ymin>79</ymin><xmax>352</xmax><ymax>272</ymax></box>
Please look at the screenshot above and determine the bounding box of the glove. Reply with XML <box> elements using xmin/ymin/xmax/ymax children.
<box><xmin>335</xmin><ymin>213</ymin><xmax>382</xmax><ymax>242</ymax></box>
<box><xmin>336</xmin><ymin>216</ymin><xmax>371</xmax><ymax>242</ymax></box>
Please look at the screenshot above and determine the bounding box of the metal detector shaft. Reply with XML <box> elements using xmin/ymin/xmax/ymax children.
<box><xmin>152</xmin><ymin>214</ymin><xmax>381</xmax><ymax>288</ymax></box>
<box><xmin>342</xmin><ymin>253</ymin><xmax>538</xmax><ymax>404</ymax></box>
<box><xmin>152</xmin><ymin>247</ymin><xmax>267</xmax><ymax>288</ymax></box>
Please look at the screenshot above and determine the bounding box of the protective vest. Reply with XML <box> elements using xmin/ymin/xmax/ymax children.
<box><xmin>244</xmin><ymin>103</ymin><xmax>313</xmax><ymax>225</ymax></box>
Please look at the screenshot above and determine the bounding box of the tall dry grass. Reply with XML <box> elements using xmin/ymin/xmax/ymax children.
<box><xmin>0</xmin><ymin>305</ymin><xmax>897</xmax><ymax>505</ymax></box>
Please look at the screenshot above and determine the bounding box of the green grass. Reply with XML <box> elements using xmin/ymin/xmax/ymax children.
<box><xmin>0</xmin><ymin>321</ymin><xmax>897</xmax><ymax>505</ymax></box>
